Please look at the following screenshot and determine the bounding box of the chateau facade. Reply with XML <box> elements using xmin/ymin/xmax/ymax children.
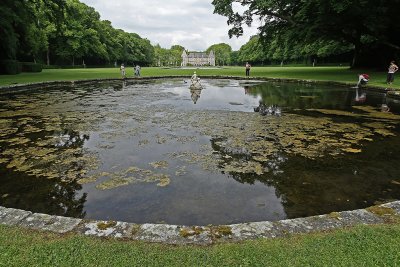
<box><xmin>181</xmin><ymin>50</ymin><xmax>215</xmax><ymax>66</ymax></box>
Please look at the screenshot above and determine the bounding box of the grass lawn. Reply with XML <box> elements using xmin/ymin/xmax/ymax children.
<box><xmin>0</xmin><ymin>66</ymin><xmax>399</xmax><ymax>90</ymax></box>
<box><xmin>0</xmin><ymin>223</ymin><xmax>399</xmax><ymax>266</ymax></box>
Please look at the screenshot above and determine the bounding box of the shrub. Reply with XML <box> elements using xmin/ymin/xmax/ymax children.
<box><xmin>21</xmin><ymin>62</ymin><xmax>43</xmax><ymax>72</ymax></box>
<box><xmin>42</xmin><ymin>65</ymin><xmax>60</xmax><ymax>69</ymax></box>
<box><xmin>0</xmin><ymin>60</ymin><xmax>22</xmax><ymax>75</ymax></box>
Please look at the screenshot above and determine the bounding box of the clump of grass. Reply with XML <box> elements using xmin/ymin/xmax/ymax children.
<box><xmin>97</xmin><ymin>221</ymin><xmax>117</xmax><ymax>230</ymax></box>
<box><xmin>131</xmin><ymin>224</ymin><xmax>141</xmax><ymax>236</ymax></box>
<box><xmin>366</xmin><ymin>206</ymin><xmax>396</xmax><ymax>216</ymax></box>
<box><xmin>328</xmin><ymin>212</ymin><xmax>341</xmax><ymax>220</ymax></box>
<box><xmin>179</xmin><ymin>226</ymin><xmax>204</xmax><ymax>238</ymax></box>
<box><xmin>210</xmin><ymin>225</ymin><xmax>232</xmax><ymax>239</ymax></box>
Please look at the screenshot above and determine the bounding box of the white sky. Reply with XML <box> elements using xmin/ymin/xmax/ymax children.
<box><xmin>80</xmin><ymin>0</ymin><xmax>259</xmax><ymax>51</ymax></box>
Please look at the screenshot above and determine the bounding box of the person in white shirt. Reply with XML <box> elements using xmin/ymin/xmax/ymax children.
<box><xmin>120</xmin><ymin>64</ymin><xmax>126</xmax><ymax>78</ymax></box>
<box><xmin>387</xmin><ymin>61</ymin><xmax>399</xmax><ymax>84</ymax></box>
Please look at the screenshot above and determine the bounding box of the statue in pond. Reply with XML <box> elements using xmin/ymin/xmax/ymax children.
<box><xmin>190</xmin><ymin>71</ymin><xmax>202</xmax><ymax>89</ymax></box>
<box><xmin>254</xmin><ymin>102</ymin><xmax>282</xmax><ymax>116</ymax></box>
<box><xmin>189</xmin><ymin>71</ymin><xmax>203</xmax><ymax>104</ymax></box>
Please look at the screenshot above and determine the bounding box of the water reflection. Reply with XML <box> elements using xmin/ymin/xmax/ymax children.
<box><xmin>254</xmin><ymin>102</ymin><xmax>282</xmax><ymax>116</ymax></box>
<box><xmin>351</xmin><ymin>87</ymin><xmax>400</xmax><ymax>114</ymax></box>
<box><xmin>0</xmin><ymin>170</ymin><xmax>87</xmax><ymax>218</ymax></box>
<box><xmin>189</xmin><ymin>85</ymin><xmax>203</xmax><ymax>104</ymax></box>
<box><xmin>354</xmin><ymin>87</ymin><xmax>367</xmax><ymax>103</ymax></box>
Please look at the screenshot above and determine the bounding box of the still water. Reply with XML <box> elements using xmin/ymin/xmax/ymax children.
<box><xmin>0</xmin><ymin>79</ymin><xmax>399</xmax><ymax>225</ymax></box>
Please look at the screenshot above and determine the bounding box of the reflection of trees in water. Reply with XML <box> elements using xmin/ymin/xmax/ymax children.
<box><xmin>0</xmin><ymin>169</ymin><xmax>87</xmax><ymax>218</ymax></box>
<box><xmin>0</xmin><ymin>128</ymin><xmax>90</xmax><ymax>218</ymax></box>
<box><xmin>210</xmin><ymin>135</ymin><xmax>400</xmax><ymax>220</ymax></box>
<box><xmin>246</xmin><ymin>83</ymin><xmax>353</xmax><ymax>111</ymax></box>
<box><xmin>53</xmin><ymin>129</ymin><xmax>90</xmax><ymax>148</ymax></box>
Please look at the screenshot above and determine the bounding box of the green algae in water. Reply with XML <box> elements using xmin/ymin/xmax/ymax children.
<box><xmin>149</xmin><ymin>161</ymin><xmax>169</xmax><ymax>169</ymax></box>
<box><xmin>1</xmin><ymin>79</ymin><xmax>400</xmax><ymax>226</ymax></box>
<box><xmin>94</xmin><ymin>166</ymin><xmax>171</xmax><ymax>190</ymax></box>
<box><xmin>1</xmin><ymin>80</ymin><xmax>400</xmax><ymax>193</ymax></box>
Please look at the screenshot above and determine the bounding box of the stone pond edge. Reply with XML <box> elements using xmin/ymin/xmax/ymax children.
<box><xmin>1</xmin><ymin>201</ymin><xmax>399</xmax><ymax>245</ymax></box>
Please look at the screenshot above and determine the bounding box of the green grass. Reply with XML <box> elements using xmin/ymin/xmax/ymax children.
<box><xmin>0</xmin><ymin>223</ymin><xmax>399</xmax><ymax>266</ymax></box>
<box><xmin>0</xmin><ymin>66</ymin><xmax>398</xmax><ymax>89</ymax></box>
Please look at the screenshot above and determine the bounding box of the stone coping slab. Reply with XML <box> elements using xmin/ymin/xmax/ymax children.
<box><xmin>0</xmin><ymin>201</ymin><xmax>399</xmax><ymax>245</ymax></box>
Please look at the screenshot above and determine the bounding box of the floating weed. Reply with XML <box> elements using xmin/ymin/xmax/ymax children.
<box><xmin>223</xmin><ymin>160</ymin><xmax>265</xmax><ymax>175</ymax></box>
<box><xmin>342</xmin><ymin>147</ymin><xmax>362</xmax><ymax>153</ymax></box>
<box><xmin>92</xmin><ymin>166</ymin><xmax>170</xmax><ymax>190</ymax></box>
<box><xmin>149</xmin><ymin>161</ymin><xmax>169</xmax><ymax>169</ymax></box>
<box><xmin>391</xmin><ymin>180</ymin><xmax>400</xmax><ymax>186</ymax></box>
<box><xmin>96</xmin><ymin>176</ymin><xmax>133</xmax><ymax>190</ymax></box>
<box><xmin>0</xmin><ymin>158</ymin><xmax>10</xmax><ymax>164</ymax></box>
<box><xmin>155</xmin><ymin>175</ymin><xmax>170</xmax><ymax>187</ymax></box>
<box><xmin>138</xmin><ymin>139</ymin><xmax>149</xmax><ymax>146</ymax></box>
<box><xmin>1</xmin><ymin>81</ymin><xmax>400</xmax><ymax>192</ymax></box>
<box><xmin>175</xmin><ymin>166</ymin><xmax>187</xmax><ymax>176</ymax></box>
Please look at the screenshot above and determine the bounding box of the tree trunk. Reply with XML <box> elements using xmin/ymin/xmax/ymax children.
<box><xmin>351</xmin><ymin>49</ymin><xmax>358</xmax><ymax>68</ymax></box>
<box><xmin>47</xmin><ymin>48</ymin><xmax>50</xmax><ymax>66</ymax></box>
<box><xmin>72</xmin><ymin>56</ymin><xmax>75</xmax><ymax>66</ymax></box>
<box><xmin>351</xmin><ymin>42</ymin><xmax>361</xmax><ymax>68</ymax></box>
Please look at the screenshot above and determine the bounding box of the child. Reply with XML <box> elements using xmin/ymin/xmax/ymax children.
<box><xmin>356</xmin><ymin>74</ymin><xmax>369</xmax><ymax>88</ymax></box>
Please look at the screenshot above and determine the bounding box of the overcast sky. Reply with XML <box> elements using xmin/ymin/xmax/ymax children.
<box><xmin>79</xmin><ymin>0</ymin><xmax>259</xmax><ymax>51</ymax></box>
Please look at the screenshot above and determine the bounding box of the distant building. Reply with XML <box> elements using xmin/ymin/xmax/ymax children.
<box><xmin>181</xmin><ymin>50</ymin><xmax>215</xmax><ymax>66</ymax></box>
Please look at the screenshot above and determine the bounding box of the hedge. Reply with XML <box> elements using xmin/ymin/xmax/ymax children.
<box><xmin>21</xmin><ymin>62</ymin><xmax>43</xmax><ymax>72</ymax></box>
<box><xmin>0</xmin><ymin>60</ymin><xmax>22</xmax><ymax>75</ymax></box>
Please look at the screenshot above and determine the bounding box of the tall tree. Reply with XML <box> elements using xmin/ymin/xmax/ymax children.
<box><xmin>206</xmin><ymin>43</ymin><xmax>232</xmax><ymax>65</ymax></box>
<box><xmin>56</xmin><ymin>0</ymin><xmax>106</xmax><ymax>65</ymax></box>
<box><xmin>0</xmin><ymin>0</ymin><xmax>65</xmax><ymax>62</ymax></box>
<box><xmin>212</xmin><ymin>0</ymin><xmax>400</xmax><ymax>67</ymax></box>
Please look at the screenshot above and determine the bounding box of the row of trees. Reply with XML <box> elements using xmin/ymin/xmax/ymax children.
<box><xmin>1</xmin><ymin>0</ymin><xmax>154</xmax><ymax>66</ymax></box>
<box><xmin>4</xmin><ymin>0</ymin><xmax>398</xmax><ymax>68</ymax></box>
<box><xmin>212</xmin><ymin>0</ymin><xmax>400</xmax><ymax>68</ymax></box>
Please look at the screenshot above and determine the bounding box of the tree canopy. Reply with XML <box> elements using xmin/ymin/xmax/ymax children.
<box><xmin>0</xmin><ymin>0</ymin><xmax>154</xmax><ymax>66</ymax></box>
<box><xmin>206</xmin><ymin>43</ymin><xmax>232</xmax><ymax>65</ymax></box>
<box><xmin>212</xmin><ymin>0</ymin><xmax>400</xmax><ymax>67</ymax></box>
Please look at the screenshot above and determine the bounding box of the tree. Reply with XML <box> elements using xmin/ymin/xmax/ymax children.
<box><xmin>170</xmin><ymin>45</ymin><xmax>185</xmax><ymax>66</ymax></box>
<box><xmin>212</xmin><ymin>0</ymin><xmax>400</xmax><ymax>67</ymax></box>
<box><xmin>237</xmin><ymin>36</ymin><xmax>266</xmax><ymax>64</ymax></box>
<box><xmin>56</xmin><ymin>0</ymin><xmax>107</xmax><ymax>66</ymax></box>
<box><xmin>1</xmin><ymin>0</ymin><xmax>155</xmax><ymax>67</ymax></box>
<box><xmin>0</xmin><ymin>0</ymin><xmax>65</xmax><ymax>62</ymax></box>
<box><xmin>206</xmin><ymin>43</ymin><xmax>232</xmax><ymax>66</ymax></box>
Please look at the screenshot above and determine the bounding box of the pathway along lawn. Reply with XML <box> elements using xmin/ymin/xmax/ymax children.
<box><xmin>0</xmin><ymin>66</ymin><xmax>398</xmax><ymax>89</ymax></box>
<box><xmin>0</xmin><ymin>223</ymin><xmax>399</xmax><ymax>266</ymax></box>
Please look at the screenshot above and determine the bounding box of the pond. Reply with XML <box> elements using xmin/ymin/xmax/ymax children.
<box><xmin>0</xmin><ymin>79</ymin><xmax>400</xmax><ymax>226</ymax></box>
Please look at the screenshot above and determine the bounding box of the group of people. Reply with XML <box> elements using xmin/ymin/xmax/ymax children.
<box><xmin>355</xmin><ymin>60</ymin><xmax>399</xmax><ymax>88</ymax></box>
<box><xmin>119</xmin><ymin>64</ymin><xmax>141</xmax><ymax>79</ymax></box>
<box><xmin>244</xmin><ymin>60</ymin><xmax>399</xmax><ymax>86</ymax></box>
<box><xmin>119</xmin><ymin>60</ymin><xmax>399</xmax><ymax>86</ymax></box>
